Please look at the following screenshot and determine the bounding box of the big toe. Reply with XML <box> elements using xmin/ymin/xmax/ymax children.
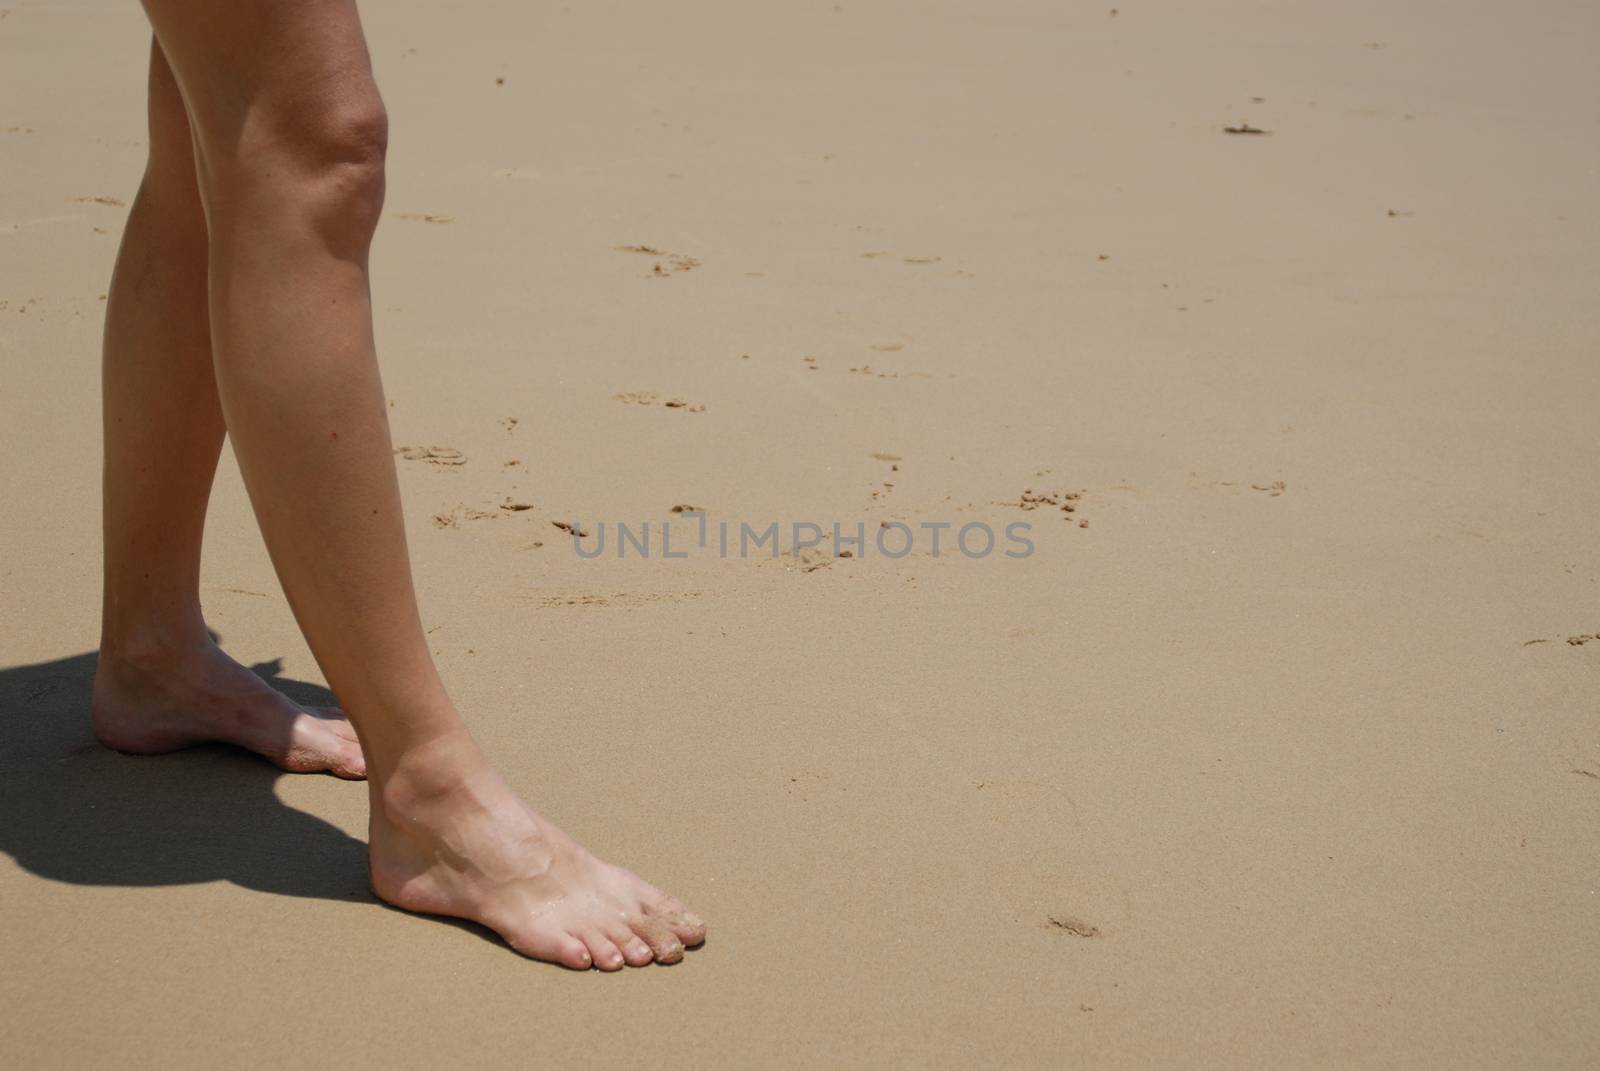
<box><xmin>282</xmin><ymin>722</ymin><xmax>367</xmax><ymax>779</ymax></box>
<box><xmin>506</xmin><ymin>925</ymin><xmax>593</xmax><ymax>970</ymax></box>
<box><xmin>329</xmin><ymin>737</ymin><xmax>367</xmax><ymax>779</ymax></box>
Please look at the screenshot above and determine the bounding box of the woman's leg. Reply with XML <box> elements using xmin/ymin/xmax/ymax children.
<box><xmin>94</xmin><ymin>38</ymin><xmax>364</xmax><ymax>779</ymax></box>
<box><xmin>137</xmin><ymin>0</ymin><xmax>704</xmax><ymax>969</ymax></box>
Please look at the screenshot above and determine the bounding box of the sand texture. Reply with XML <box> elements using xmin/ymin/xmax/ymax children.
<box><xmin>2</xmin><ymin>1</ymin><xmax>1597</xmax><ymax>1066</ymax></box>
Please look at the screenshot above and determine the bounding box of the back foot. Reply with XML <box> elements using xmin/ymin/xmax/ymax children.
<box><xmin>92</xmin><ymin>639</ymin><xmax>366</xmax><ymax>779</ymax></box>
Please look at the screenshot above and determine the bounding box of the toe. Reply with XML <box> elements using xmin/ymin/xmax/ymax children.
<box><xmin>289</xmin><ymin>723</ymin><xmax>366</xmax><ymax>779</ymax></box>
<box><xmin>621</xmin><ymin>935</ymin><xmax>654</xmax><ymax>967</ymax></box>
<box><xmin>558</xmin><ymin>937</ymin><xmax>594</xmax><ymax>971</ymax></box>
<box><xmin>646</xmin><ymin>895</ymin><xmax>707</xmax><ymax>947</ymax></box>
<box><xmin>318</xmin><ymin>712</ymin><xmax>367</xmax><ymax>778</ymax></box>
<box><xmin>275</xmin><ymin>709</ymin><xmax>367</xmax><ymax>779</ymax></box>
<box><xmin>507</xmin><ymin>927</ymin><xmax>592</xmax><ymax>970</ymax></box>
<box><xmin>631</xmin><ymin>917</ymin><xmax>685</xmax><ymax>965</ymax></box>
<box><xmin>330</xmin><ymin>739</ymin><xmax>367</xmax><ymax>780</ymax></box>
<box><xmin>604</xmin><ymin>923</ymin><xmax>653</xmax><ymax>967</ymax></box>
<box><xmin>579</xmin><ymin>931</ymin><xmax>627</xmax><ymax>972</ymax></box>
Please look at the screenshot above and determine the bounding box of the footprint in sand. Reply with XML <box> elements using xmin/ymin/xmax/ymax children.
<box><xmin>432</xmin><ymin>505</ymin><xmax>499</xmax><ymax>528</ymax></box>
<box><xmin>763</xmin><ymin>547</ymin><xmax>849</xmax><ymax>574</ymax></box>
<box><xmin>615</xmin><ymin>244</ymin><xmax>700</xmax><ymax>276</ymax></box>
<box><xmin>1196</xmin><ymin>477</ymin><xmax>1286</xmax><ymax>498</ymax></box>
<box><xmin>519</xmin><ymin>591</ymin><xmax>704</xmax><ymax>609</ymax></box>
<box><xmin>1045</xmin><ymin>914</ymin><xmax>1102</xmax><ymax>939</ymax></box>
<box><xmin>395</xmin><ymin>445</ymin><xmax>465</xmax><ymax>466</ymax></box>
<box><xmin>860</xmin><ymin>250</ymin><xmax>940</xmax><ymax>263</ymax></box>
<box><xmin>1004</xmin><ymin>485</ymin><xmax>1089</xmax><ymax>525</ymax></box>
<box><xmin>862</xmin><ymin>250</ymin><xmax>963</xmax><ymax>272</ymax></box>
<box><xmin>611</xmin><ymin>390</ymin><xmax>705</xmax><ymax>411</ymax></box>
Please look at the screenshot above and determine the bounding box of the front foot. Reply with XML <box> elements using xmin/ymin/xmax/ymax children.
<box><xmin>369</xmin><ymin>733</ymin><xmax>706</xmax><ymax>970</ymax></box>
<box><xmin>92</xmin><ymin>638</ymin><xmax>366</xmax><ymax>779</ymax></box>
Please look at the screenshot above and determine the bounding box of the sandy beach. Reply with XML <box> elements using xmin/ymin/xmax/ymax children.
<box><xmin>3</xmin><ymin>0</ymin><xmax>1597</xmax><ymax>1065</ymax></box>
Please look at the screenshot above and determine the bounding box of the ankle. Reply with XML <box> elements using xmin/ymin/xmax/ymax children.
<box><xmin>100</xmin><ymin>612</ymin><xmax>213</xmax><ymax>670</ymax></box>
<box><xmin>375</xmin><ymin>728</ymin><xmax>490</xmax><ymax>821</ymax></box>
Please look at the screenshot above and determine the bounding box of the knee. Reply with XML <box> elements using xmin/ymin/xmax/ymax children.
<box><xmin>288</xmin><ymin>93</ymin><xmax>390</xmax><ymax>193</ymax></box>
<box><xmin>297</xmin><ymin>99</ymin><xmax>389</xmax><ymax>250</ymax></box>
<box><xmin>207</xmin><ymin>87</ymin><xmax>389</xmax><ymax>256</ymax></box>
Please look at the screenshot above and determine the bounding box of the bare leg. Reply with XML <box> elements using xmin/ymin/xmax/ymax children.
<box><xmin>94</xmin><ymin>39</ymin><xmax>364</xmax><ymax>779</ymax></box>
<box><xmin>136</xmin><ymin>0</ymin><xmax>704</xmax><ymax>969</ymax></box>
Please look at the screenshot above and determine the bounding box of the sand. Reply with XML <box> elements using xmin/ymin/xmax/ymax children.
<box><xmin>2</xmin><ymin>0</ymin><xmax>1597</xmax><ymax>1066</ymax></box>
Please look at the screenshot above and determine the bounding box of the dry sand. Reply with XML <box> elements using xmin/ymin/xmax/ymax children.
<box><xmin>2</xmin><ymin>0</ymin><xmax>1597</xmax><ymax>1066</ymax></box>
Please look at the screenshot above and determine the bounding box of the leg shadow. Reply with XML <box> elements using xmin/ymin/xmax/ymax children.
<box><xmin>0</xmin><ymin>649</ymin><xmax>370</xmax><ymax>902</ymax></box>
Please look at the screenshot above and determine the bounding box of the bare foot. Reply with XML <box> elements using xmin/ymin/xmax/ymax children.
<box><xmin>92</xmin><ymin>639</ymin><xmax>366</xmax><ymax>779</ymax></box>
<box><xmin>369</xmin><ymin>732</ymin><xmax>706</xmax><ymax>970</ymax></box>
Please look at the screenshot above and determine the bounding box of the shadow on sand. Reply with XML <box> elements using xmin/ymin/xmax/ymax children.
<box><xmin>0</xmin><ymin>648</ymin><xmax>371</xmax><ymax>902</ymax></box>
